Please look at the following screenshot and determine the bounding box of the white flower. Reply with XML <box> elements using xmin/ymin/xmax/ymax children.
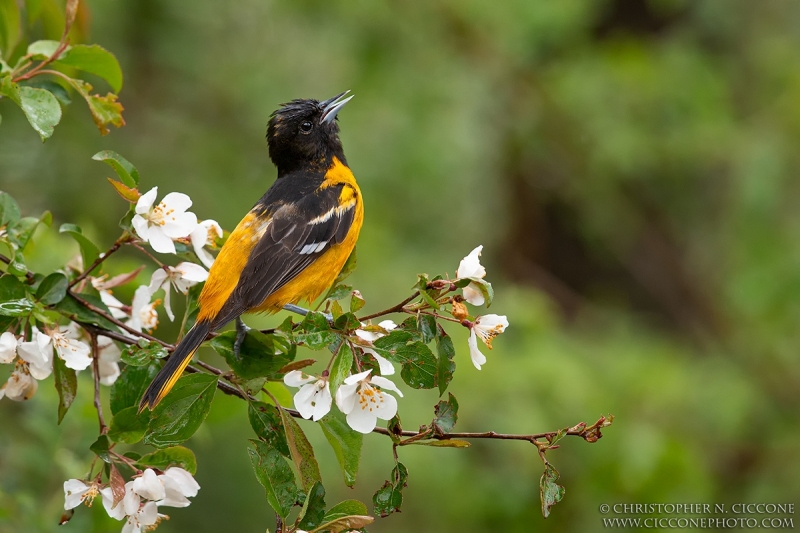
<box><xmin>355</xmin><ymin>320</ymin><xmax>397</xmax><ymax>376</ymax></box>
<box><xmin>190</xmin><ymin>219</ymin><xmax>223</xmax><ymax>268</ymax></box>
<box><xmin>122</xmin><ymin>501</ymin><xmax>159</xmax><ymax>533</ymax></box>
<box><xmin>467</xmin><ymin>314</ymin><xmax>509</xmax><ymax>370</ymax></box>
<box><xmin>284</xmin><ymin>370</ymin><xmax>333</xmax><ymax>421</ymax></box>
<box><xmin>335</xmin><ymin>369</ymin><xmax>403</xmax><ymax>434</ymax></box>
<box><xmin>97</xmin><ymin>336</ymin><xmax>122</xmax><ymax>386</ymax></box>
<box><xmin>0</xmin><ymin>365</ymin><xmax>38</xmax><ymax>401</ymax></box>
<box><xmin>0</xmin><ymin>331</ymin><xmax>17</xmax><ymax>363</ymax></box>
<box><xmin>63</xmin><ymin>479</ymin><xmax>99</xmax><ymax>510</ymax></box>
<box><xmin>99</xmin><ymin>290</ymin><xmax>130</xmax><ymax>320</ymax></box>
<box><xmin>127</xmin><ymin>286</ymin><xmax>159</xmax><ymax>333</ymax></box>
<box><xmin>50</xmin><ymin>326</ymin><xmax>92</xmax><ymax>371</ymax></box>
<box><xmin>16</xmin><ymin>327</ymin><xmax>53</xmax><ymax>379</ymax></box>
<box><xmin>157</xmin><ymin>467</ymin><xmax>200</xmax><ymax>508</ymax></box>
<box><xmin>148</xmin><ymin>262</ymin><xmax>208</xmax><ymax>321</ymax></box>
<box><xmin>132</xmin><ymin>187</ymin><xmax>198</xmax><ymax>254</ymax></box>
<box><xmin>132</xmin><ymin>469</ymin><xmax>166</xmax><ymax>501</ymax></box>
<box><xmin>456</xmin><ymin>245</ymin><xmax>487</xmax><ymax>306</ymax></box>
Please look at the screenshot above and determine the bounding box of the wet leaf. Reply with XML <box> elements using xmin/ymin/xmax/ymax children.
<box><xmin>314</xmin><ymin>500</ymin><xmax>373</xmax><ymax>533</ymax></box>
<box><xmin>108</xmin><ymin>406</ymin><xmax>149</xmax><ymax>444</ymax></box>
<box><xmin>297</xmin><ymin>481</ymin><xmax>326</xmax><ymax>531</ymax></box>
<box><xmin>319</xmin><ymin>408</ymin><xmax>362</xmax><ymax>488</ymax></box>
<box><xmin>432</xmin><ymin>393</ymin><xmax>458</xmax><ymax>434</ymax></box>
<box><xmin>53</xmin><ymin>354</ymin><xmax>77</xmax><ymax>424</ymax></box>
<box><xmin>144</xmin><ymin>373</ymin><xmax>217</xmax><ymax>448</ymax></box>
<box><xmin>18</xmin><ymin>86</ymin><xmax>61</xmax><ymax>141</ymax></box>
<box><xmin>373</xmin><ymin>462</ymin><xmax>408</xmax><ymax>517</ymax></box>
<box><xmin>279</xmin><ymin>407</ymin><xmax>322</xmax><ymax>491</ymax></box>
<box><xmin>209</xmin><ymin>330</ymin><xmax>294</xmax><ymax>380</ymax></box>
<box><xmin>248</xmin><ymin>440</ymin><xmax>298</xmax><ymax>520</ymax></box>
<box><xmin>109</xmin><ymin>363</ymin><xmax>158</xmax><ymax>415</ymax></box>
<box><xmin>435</xmin><ymin>329</ymin><xmax>455</xmax><ymax>396</ymax></box>
<box><xmin>248</xmin><ymin>401</ymin><xmax>289</xmax><ymax>456</ymax></box>
<box><xmin>120</xmin><ymin>339</ymin><xmax>168</xmax><ymax>367</ymax></box>
<box><xmin>36</xmin><ymin>272</ymin><xmax>68</xmax><ymax>305</ymax></box>
<box><xmin>540</xmin><ymin>462</ymin><xmax>565</xmax><ymax>518</ymax></box>
<box><xmin>328</xmin><ymin>341</ymin><xmax>353</xmax><ymax>395</ymax></box>
<box><xmin>137</xmin><ymin>446</ymin><xmax>197</xmax><ymax>475</ymax></box>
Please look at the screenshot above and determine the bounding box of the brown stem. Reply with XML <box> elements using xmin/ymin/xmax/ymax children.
<box><xmin>90</xmin><ymin>332</ymin><xmax>107</xmax><ymax>434</ymax></box>
<box><xmin>11</xmin><ymin>0</ymin><xmax>76</xmax><ymax>84</ymax></box>
<box><xmin>0</xmin><ymin>253</ymin><xmax>35</xmax><ymax>282</ymax></box>
<box><xmin>128</xmin><ymin>242</ymin><xmax>165</xmax><ymax>267</ymax></box>
<box><xmin>358</xmin><ymin>291</ymin><xmax>420</xmax><ymax>321</ymax></box>
<box><xmin>69</xmin><ymin>239</ymin><xmax>126</xmax><ymax>289</ymax></box>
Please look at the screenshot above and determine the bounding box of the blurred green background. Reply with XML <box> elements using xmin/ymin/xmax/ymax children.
<box><xmin>2</xmin><ymin>0</ymin><xmax>800</xmax><ymax>531</ymax></box>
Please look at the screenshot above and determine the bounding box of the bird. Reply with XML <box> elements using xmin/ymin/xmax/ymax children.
<box><xmin>139</xmin><ymin>91</ymin><xmax>361</xmax><ymax>412</ymax></box>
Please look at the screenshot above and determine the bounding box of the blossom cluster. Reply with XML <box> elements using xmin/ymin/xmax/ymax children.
<box><xmin>284</xmin><ymin>245</ymin><xmax>508</xmax><ymax>434</ymax></box>
<box><xmin>0</xmin><ymin>324</ymin><xmax>120</xmax><ymax>401</ymax></box>
<box><xmin>64</xmin><ymin>467</ymin><xmax>200</xmax><ymax>533</ymax></box>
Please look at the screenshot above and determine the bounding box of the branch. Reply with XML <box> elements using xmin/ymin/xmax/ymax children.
<box><xmin>11</xmin><ymin>0</ymin><xmax>77</xmax><ymax>83</ymax></box>
<box><xmin>89</xmin><ymin>332</ymin><xmax>108</xmax><ymax>435</ymax></box>
<box><xmin>69</xmin><ymin>238</ymin><xmax>127</xmax><ymax>289</ymax></box>
<box><xmin>0</xmin><ymin>253</ymin><xmax>35</xmax><ymax>283</ymax></box>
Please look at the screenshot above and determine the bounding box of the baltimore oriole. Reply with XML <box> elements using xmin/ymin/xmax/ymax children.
<box><xmin>139</xmin><ymin>91</ymin><xmax>361</xmax><ymax>411</ymax></box>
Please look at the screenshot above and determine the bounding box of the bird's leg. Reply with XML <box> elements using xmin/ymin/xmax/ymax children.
<box><xmin>234</xmin><ymin>317</ymin><xmax>250</xmax><ymax>360</ymax></box>
<box><xmin>283</xmin><ymin>304</ymin><xmax>333</xmax><ymax>324</ymax></box>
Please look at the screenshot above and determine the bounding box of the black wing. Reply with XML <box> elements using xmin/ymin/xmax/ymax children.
<box><xmin>212</xmin><ymin>183</ymin><xmax>355</xmax><ymax>326</ymax></box>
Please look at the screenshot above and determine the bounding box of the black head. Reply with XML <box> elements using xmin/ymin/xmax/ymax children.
<box><xmin>267</xmin><ymin>91</ymin><xmax>354</xmax><ymax>176</ymax></box>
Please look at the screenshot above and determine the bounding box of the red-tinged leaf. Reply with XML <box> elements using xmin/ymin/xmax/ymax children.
<box><xmin>276</xmin><ymin>359</ymin><xmax>316</xmax><ymax>375</ymax></box>
<box><xmin>64</xmin><ymin>0</ymin><xmax>78</xmax><ymax>31</ymax></box>
<box><xmin>97</xmin><ymin>266</ymin><xmax>145</xmax><ymax>290</ymax></box>
<box><xmin>109</xmin><ymin>464</ymin><xmax>126</xmax><ymax>508</ymax></box>
<box><xmin>87</xmin><ymin>92</ymin><xmax>125</xmax><ymax>135</ymax></box>
<box><xmin>107</xmin><ymin>178</ymin><xmax>140</xmax><ymax>202</ymax></box>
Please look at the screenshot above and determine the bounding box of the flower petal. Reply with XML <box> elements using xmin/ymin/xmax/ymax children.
<box><xmin>160</xmin><ymin>192</ymin><xmax>192</xmax><ymax>213</ymax></box>
<box><xmin>371</xmin><ymin>376</ymin><xmax>404</xmax><ymax>397</ymax></box>
<box><xmin>345</xmin><ymin>405</ymin><xmax>378</xmax><ymax>434</ymax></box>
<box><xmin>363</xmin><ymin>348</ymin><xmax>395</xmax><ymax>376</ymax></box>
<box><xmin>284</xmin><ymin>370</ymin><xmax>315</xmax><ymax>387</ymax></box>
<box><xmin>162</xmin><ymin>467</ymin><xmax>200</xmax><ymax>498</ymax></box>
<box><xmin>462</xmin><ymin>283</ymin><xmax>485</xmax><ymax>306</ymax></box>
<box><xmin>343</xmin><ymin>369</ymin><xmax>371</xmax><ymax>386</ymax></box>
<box><xmin>467</xmin><ymin>330</ymin><xmax>487</xmax><ymax>370</ymax></box>
<box><xmin>335</xmin><ymin>382</ymin><xmax>358</xmax><ymax>414</ymax></box>
<box><xmin>0</xmin><ymin>332</ymin><xmax>18</xmax><ymax>363</ymax></box>
<box><xmin>148</xmin><ymin>269</ymin><xmax>169</xmax><ymax>295</ymax></box>
<box><xmin>456</xmin><ymin>245</ymin><xmax>486</xmax><ymax>280</ymax></box>
<box><xmin>63</xmin><ymin>479</ymin><xmax>89</xmax><ymax>510</ymax></box>
<box><xmin>135</xmin><ymin>187</ymin><xmax>158</xmax><ymax>215</ymax></box>
<box><xmin>131</xmin><ymin>214</ymin><xmax>150</xmax><ymax>241</ymax></box>
<box><xmin>100</xmin><ymin>487</ymin><xmax>127</xmax><ymax>520</ymax></box>
<box><xmin>132</xmin><ymin>468</ymin><xmax>165</xmax><ymax>501</ymax></box>
<box><xmin>311</xmin><ymin>382</ymin><xmax>333</xmax><ymax>421</ymax></box>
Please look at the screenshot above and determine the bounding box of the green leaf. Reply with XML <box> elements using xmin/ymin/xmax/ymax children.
<box><xmin>279</xmin><ymin>407</ymin><xmax>322</xmax><ymax>492</ymax></box>
<box><xmin>59</xmin><ymin>223</ymin><xmax>99</xmax><ymax>268</ymax></box>
<box><xmin>321</xmin><ymin>499</ymin><xmax>369</xmax><ymax>522</ymax></box>
<box><xmin>108</xmin><ymin>406</ymin><xmax>149</xmax><ymax>444</ymax></box>
<box><xmin>0</xmin><ymin>191</ymin><xmax>21</xmax><ymax>227</ymax></box>
<box><xmin>248</xmin><ymin>440</ymin><xmax>298</xmax><ymax>520</ymax></box>
<box><xmin>137</xmin><ymin>446</ymin><xmax>197</xmax><ymax>475</ymax></box>
<box><xmin>18</xmin><ymin>86</ymin><xmax>62</xmax><ymax>141</ymax></box>
<box><xmin>295</xmin><ymin>311</ymin><xmax>339</xmax><ymax>350</ymax></box>
<box><xmin>373</xmin><ymin>336</ymin><xmax>437</xmax><ymax>389</ymax></box>
<box><xmin>92</xmin><ymin>150</ymin><xmax>139</xmax><ymax>187</ymax></box>
<box><xmin>297</xmin><ymin>481</ymin><xmax>326</xmax><ymax>531</ymax></box>
<box><xmin>25</xmin><ymin>80</ymin><xmax>71</xmax><ymax>105</ymax></box>
<box><xmin>435</xmin><ymin>330</ymin><xmax>455</xmax><ymax>396</ymax></box>
<box><xmin>325</xmin><ymin>284</ymin><xmax>352</xmax><ymax>302</ymax></box>
<box><xmin>53</xmin><ymin>354</ymin><xmax>77</xmax><ymax>424</ymax></box>
<box><xmin>333</xmin><ymin>311</ymin><xmax>360</xmax><ymax>332</ymax></box>
<box><xmin>540</xmin><ymin>462</ymin><xmax>565</xmax><ymax>518</ymax></box>
<box><xmin>209</xmin><ymin>329</ymin><xmax>295</xmax><ymax>380</ymax></box>
<box><xmin>110</xmin><ymin>363</ymin><xmax>159</xmax><ymax>415</ymax></box>
<box><xmin>90</xmin><ymin>435</ymin><xmax>111</xmax><ymax>463</ymax></box>
<box><xmin>54</xmin><ymin>44</ymin><xmax>123</xmax><ymax>92</ymax></box>
<box><xmin>349</xmin><ymin>290</ymin><xmax>365</xmax><ymax>313</ymax></box>
<box><xmin>315</xmin><ymin>500</ymin><xmax>373</xmax><ymax>533</ymax></box>
<box><xmin>373</xmin><ymin>462</ymin><xmax>408</xmax><ymax>517</ymax></box>
<box><xmin>144</xmin><ymin>373</ymin><xmax>218</xmax><ymax>448</ymax></box>
<box><xmin>0</xmin><ymin>298</ymin><xmax>34</xmax><ymax>316</ymax></box>
<box><xmin>328</xmin><ymin>342</ymin><xmax>353</xmax><ymax>396</ymax></box>
<box><xmin>120</xmin><ymin>339</ymin><xmax>168</xmax><ymax>367</ymax></box>
<box><xmin>35</xmin><ymin>272</ymin><xmax>67</xmax><ymax>305</ymax></box>
<box><xmin>319</xmin><ymin>408</ymin><xmax>362</xmax><ymax>488</ymax></box>
<box><xmin>7</xmin><ymin>211</ymin><xmax>52</xmax><ymax>250</ymax></box>
<box><xmin>0</xmin><ymin>0</ymin><xmax>21</xmax><ymax>57</ymax></box>
<box><xmin>416</xmin><ymin>313</ymin><xmax>437</xmax><ymax>344</ymax></box>
<box><xmin>432</xmin><ymin>392</ymin><xmax>458</xmax><ymax>434</ymax></box>
<box><xmin>26</xmin><ymin>39</ymin><xmax>62</xmax><ymax>58</ymax></box>
<box><xmin>248</xmin><ymin>401</ymin><xmax>289</xmax><ymax>456</ymax></box>
<box><xmin>59</xmin><ymin>77</ymin><xmax>124</xmax><ymax>136</ymax></box>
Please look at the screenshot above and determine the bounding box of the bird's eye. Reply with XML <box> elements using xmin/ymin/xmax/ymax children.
<box><xmin>299</xmin><ymin>121</ymin><xmax>313</xmax><ymax>134</ymax></box>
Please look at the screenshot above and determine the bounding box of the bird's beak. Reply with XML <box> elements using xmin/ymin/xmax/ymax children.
<box><xmin>320</xmin><ymin>90</ymin><xmax>354</xmax><ymax>124</ymax></box>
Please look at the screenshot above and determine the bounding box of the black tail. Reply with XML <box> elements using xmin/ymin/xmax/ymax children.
<box><xmin>138</xmin><ymin>321</ymin><xmax>212</xmax><ymax>412</ymax></box>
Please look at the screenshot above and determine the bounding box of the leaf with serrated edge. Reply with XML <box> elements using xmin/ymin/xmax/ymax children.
<box><xmin>53</xmin><ymin>355</ymin><xmax>77</xmax><ymax>424</ymax></box>
<box><xmin>278</xmin><ymin>407</ymin><xmax>321</xmax><ymax>491</ymax></box>
<box><xmin>248</xmin><ymin>440</ymin><xmax>297</xmax><ymax>519</ymax></box>
<box><xmin>144</xmin><ymin>373</ymin><xmax>217</xmax><ymax>448</ymax></box>
<box><xmin>540</xmin><ymin>462</ymin><xmax>565</xmax><ymax>518</ymax></box>
<box><xmin>319</xmin><ymin>408</ymin><xmax>362</xmax><ymax>487</ymax></box>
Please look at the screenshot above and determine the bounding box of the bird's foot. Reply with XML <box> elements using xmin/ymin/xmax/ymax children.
<box><xmin>234</xmin><ymin>317</ymin><xmax>250</xmax><ymax>360</ymax></box>
<box><xmin>283</xmin><ymin>304</ymin><xmax>333</xmax><ymax>324</ymax></box>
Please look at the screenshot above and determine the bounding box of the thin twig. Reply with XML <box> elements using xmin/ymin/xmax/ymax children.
<box><xmin>0</xmin><ymin>253</ymin><xmax>35</xmax><ymax>282</ymax></box>
<box><xmin>69</xmin><ymin>240</ymin><xmax>125</xmax><ymax>289</ymax></box>
<box><xmin>358</xmin><ymin>291</ymin><xmax>420</xmax><ymax>321</ymax></box>
<box><xmin>89</xmin><ymin>332</ymin><xmax>107</xmax><ymax>434</ymax></box>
